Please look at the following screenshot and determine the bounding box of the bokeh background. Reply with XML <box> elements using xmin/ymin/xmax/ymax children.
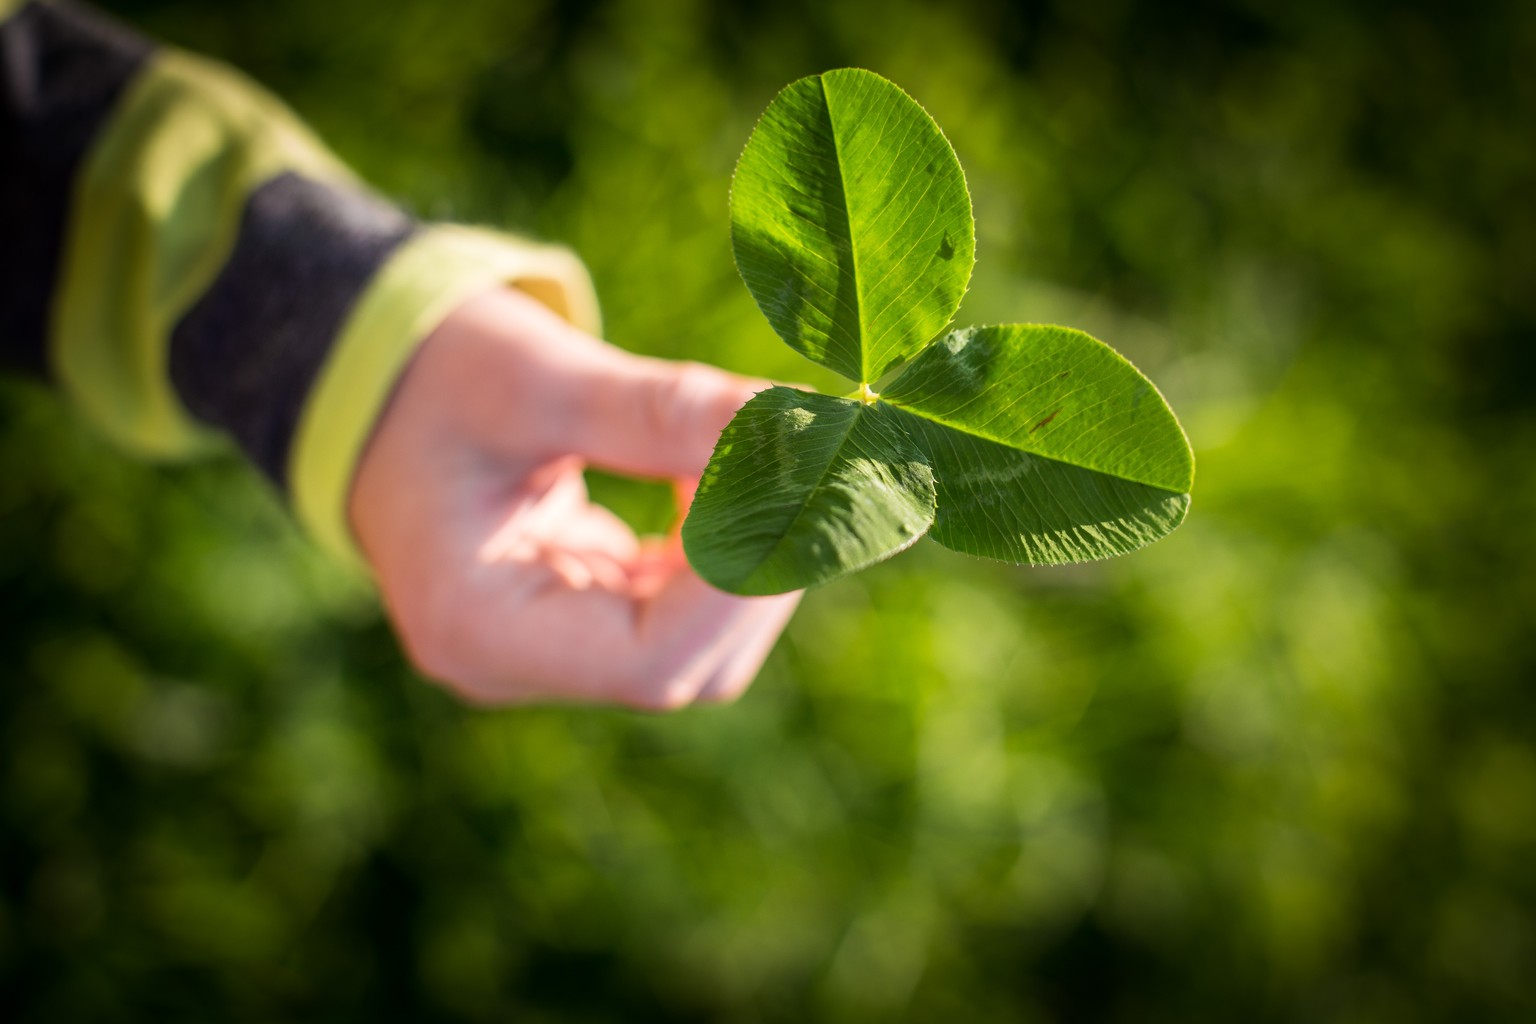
<box><xmin>3</xmin><ymin>0</ymin><xmax>1535</xmax><ymax>1019</ymax></box>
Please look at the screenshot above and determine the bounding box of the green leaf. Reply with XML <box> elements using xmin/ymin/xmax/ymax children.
<box><xmin>682</xmin><ymin>387</ymin><xmax>936</xmax><ymax>595</ymax></box>
<box><xmin>881</xmin><ymin>324</ymin><xmax>1193</xmax><ymax>564</ymax></box>
<box><xmin>894</xmin><ymin>410</ymin><xmax>1191</xmax><ymax>564</ymax></box>
<box><xmin>883</xmin><ymin>324</ymin><xmax>1195</xmax><ymax>493</ymax></box>
<box><xmin>730</xmin><ymin>68</ymin><xmax>975</xmax><ymax>383</ymax></box>
<box><xmin>687</xmin><ymin>71</ymin><xmax>1195</xmax><ymax>593</ymax></box>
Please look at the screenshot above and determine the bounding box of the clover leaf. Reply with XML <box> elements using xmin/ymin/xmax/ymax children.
<box><xmin>681</xmin><ymin>68</ymin><xmax>1194</xmax><ymax>595</ymax></box>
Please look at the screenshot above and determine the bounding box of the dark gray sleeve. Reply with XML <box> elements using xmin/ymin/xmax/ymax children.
<box><xmin>0</xmin><ymin>0</ymin><xmax>152</xmax><ymax>378</ymax></box>
<box><xmin>169</xmin><ymin>173</ymin><xmax>416</xmax><ymax>489</ymax></box>
<box><xmin>2</xmin><ymin>2</ymin><xmax>421</xmax><ymax>497</ymax></box>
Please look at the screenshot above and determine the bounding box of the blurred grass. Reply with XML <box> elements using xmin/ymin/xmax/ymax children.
<box><xmin>2</xmin><ymin>0</ymin><xmax>1535</xmax><ymax>1020</ymax></box>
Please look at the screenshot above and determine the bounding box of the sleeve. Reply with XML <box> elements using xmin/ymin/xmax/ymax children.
<box><xmin>0</xmin><ymin>0</ymin><xmax>602</xmax><ymax>567</ymax></box>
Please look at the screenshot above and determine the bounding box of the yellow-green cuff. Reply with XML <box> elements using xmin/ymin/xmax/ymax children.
<box><xmin>51</xmin><ymin>46</ymin><xmax>351</xmax><ymax>458</ymax></box>
<box><xmin>288</xmin><ymin>224</ymin><xmax>601</xmax><ymax>571</ymax></box>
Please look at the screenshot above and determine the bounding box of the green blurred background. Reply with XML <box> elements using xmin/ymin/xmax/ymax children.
<box><xmin>3</xmin><ymin>0</ymin><xmax>1535</xmax><ymax>1019</ymax></box>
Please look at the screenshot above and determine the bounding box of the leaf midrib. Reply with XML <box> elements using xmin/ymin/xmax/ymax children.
<box><xmin>887</xmin><ymin>402</ymin><xmax>1190</xmax><ymax>496</ymax></box>
<box><xmin>820</xmin><ymin>73</ymin><xmax>868</xmax><ymax>384</ymax></box>
<box><xmin>740</xmin><ymin>402</ymin><xmax>919</xmax><ymax>588</ymax></box>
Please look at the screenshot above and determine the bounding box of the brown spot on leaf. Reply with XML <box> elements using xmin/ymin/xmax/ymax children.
<box><xmin>1031</xmin><ymin>409</ymin><xmax>1060</xmax><ymax>432</ymax></box>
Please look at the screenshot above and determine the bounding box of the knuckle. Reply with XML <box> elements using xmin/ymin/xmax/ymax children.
<box><xmin>629</xmin><ymin>688</ymin><xmax>695</xmax><ymax>713</ymax></box>
<box><xmin>641</xmin><ymin>362</ymin><xmax>735</xmax><ymax>440</ymax></box>
<box><xmin>638</xmin><ymin>368</ymin><xmax>690</xmax><ymax>440</ymax></box>
<box><xmin>617</xmin><ymin>663</ymin><xmax>698</xmax><ymax>713</ymax></box>
<box><xmin>696</xmin><ymin>682</ymin><xmax>747</xmax><ymax>706</ymax></box>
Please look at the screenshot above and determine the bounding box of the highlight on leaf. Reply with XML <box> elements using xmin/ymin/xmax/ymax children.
<box><xmin>730</xmin><ymin>68</ymin><xmax>974</xmax><ymax>383</ymax></box>
<box><xmin>683</xmin><ymin>69</ymin><xmax>1194</xmax><ymax>595</ymax></box>
<box><xmin>680</xmin><ymin>388</ymin><xmax>935</xmax><ymax>596</ymax></box>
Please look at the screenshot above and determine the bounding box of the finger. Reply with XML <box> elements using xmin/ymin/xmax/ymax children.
<box><xmin>694</xmin><ymin>592</ymin><xmax>802</xmax><ymax>704</ymax></box>
<box><xmin>485</xmin><ymin>513</ymin><xmax>642</xmax><ymax>599</ymax></box>
<box><xmin>448</xmin><ymin>556</ymin><xmax>788</xmax><ymax>710</ymax></box>
<box><xmin>628</xmin><ymin>535</ymin><xmax>688</xmax><ymax>597</ymax></box>
<box><xmin>418</xmin><ymin>290</ymin><xmax>760</xmax><ymax>481</ymax></box>
<box><xmin>543</xmin><ymin>504</ymin><xmax>650</xmax><ymax>592</ymax></box>
<box><xmin>559</xmin><ymin>351</ymin><xmax>769</xmax><ymax>480</ymax></box>
<box><xmin>554</xmin><ymin>502</ymin><xmax>643</xmax><ymax>560</ymax></box>
<box><xmin>543</xmin><ymin>545</ymin><xmax>632</xmax><ymax>592</ymax></box>
<box><xmin>671</xmin><ymin>478</ymin><xmax>698</xmax><ymax>531</ymax></box>
<box><xmin>478</xmin><ymin>460</ymin><xmax>633</xmax><ymax>559</ymax></box>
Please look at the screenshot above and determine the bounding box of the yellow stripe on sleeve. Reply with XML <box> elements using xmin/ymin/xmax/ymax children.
<box><xmin>50</xmin><ymin>47</ymin><xmax>352</xmax><ymax>457</ymax></box>
<box><xmin>289</xmin><ymin>225</ymin><xmax>601</xmax><ymax>570</ymax></box>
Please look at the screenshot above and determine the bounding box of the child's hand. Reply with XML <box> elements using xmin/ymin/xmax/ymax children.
<box><xmin>349</xmin><ymin>287</ymin><xmax>801</xmax><ymax>708</ymax></box>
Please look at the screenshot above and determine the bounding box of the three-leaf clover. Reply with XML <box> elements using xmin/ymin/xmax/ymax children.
<box><xmin>681</xmin><ymin>69</ymin><xmax>1195</xmax><ymax>595</ymax></box>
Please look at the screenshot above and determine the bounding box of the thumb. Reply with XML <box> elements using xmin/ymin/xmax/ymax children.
<box><xmin>561</xmin><ymin>348</ymin><xmax>767</xmax><ymax>481</ymax></box>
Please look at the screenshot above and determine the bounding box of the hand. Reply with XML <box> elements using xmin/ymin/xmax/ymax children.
<box><xmin>349</xmin><ymin>287</ymin><xmax>801</xmax><ymax>708</ymax></box>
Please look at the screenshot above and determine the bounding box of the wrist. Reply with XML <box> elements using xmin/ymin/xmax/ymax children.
<box><xmin>290</xmin><ymin>227</ymin><xmax>600</xmax><ymax>570</ymax></box>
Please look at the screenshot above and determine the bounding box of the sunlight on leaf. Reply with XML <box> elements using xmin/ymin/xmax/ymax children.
<box><xmin>883</xmin><ymin>325</ymin><xmax>1194</xmax><ymax>493</ymax></box>
<box><xmin>895</xmin><ymin>410</ymin><xmax>1190</xmax><ymax>564</ymax></box>
<box><xmin>731</xmin><ymin>68</ymin><xmax>975</xmax><ymax>382</ymax></box>
<box><xmin>682</xmin><ymin>388</ymin><xmax>935</xmax><ymax>595</ymax></box>
<box><xmin>687</xmin><ymin>71</ymin><xmax>1193</xmax><ymax>594</ymax></box>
